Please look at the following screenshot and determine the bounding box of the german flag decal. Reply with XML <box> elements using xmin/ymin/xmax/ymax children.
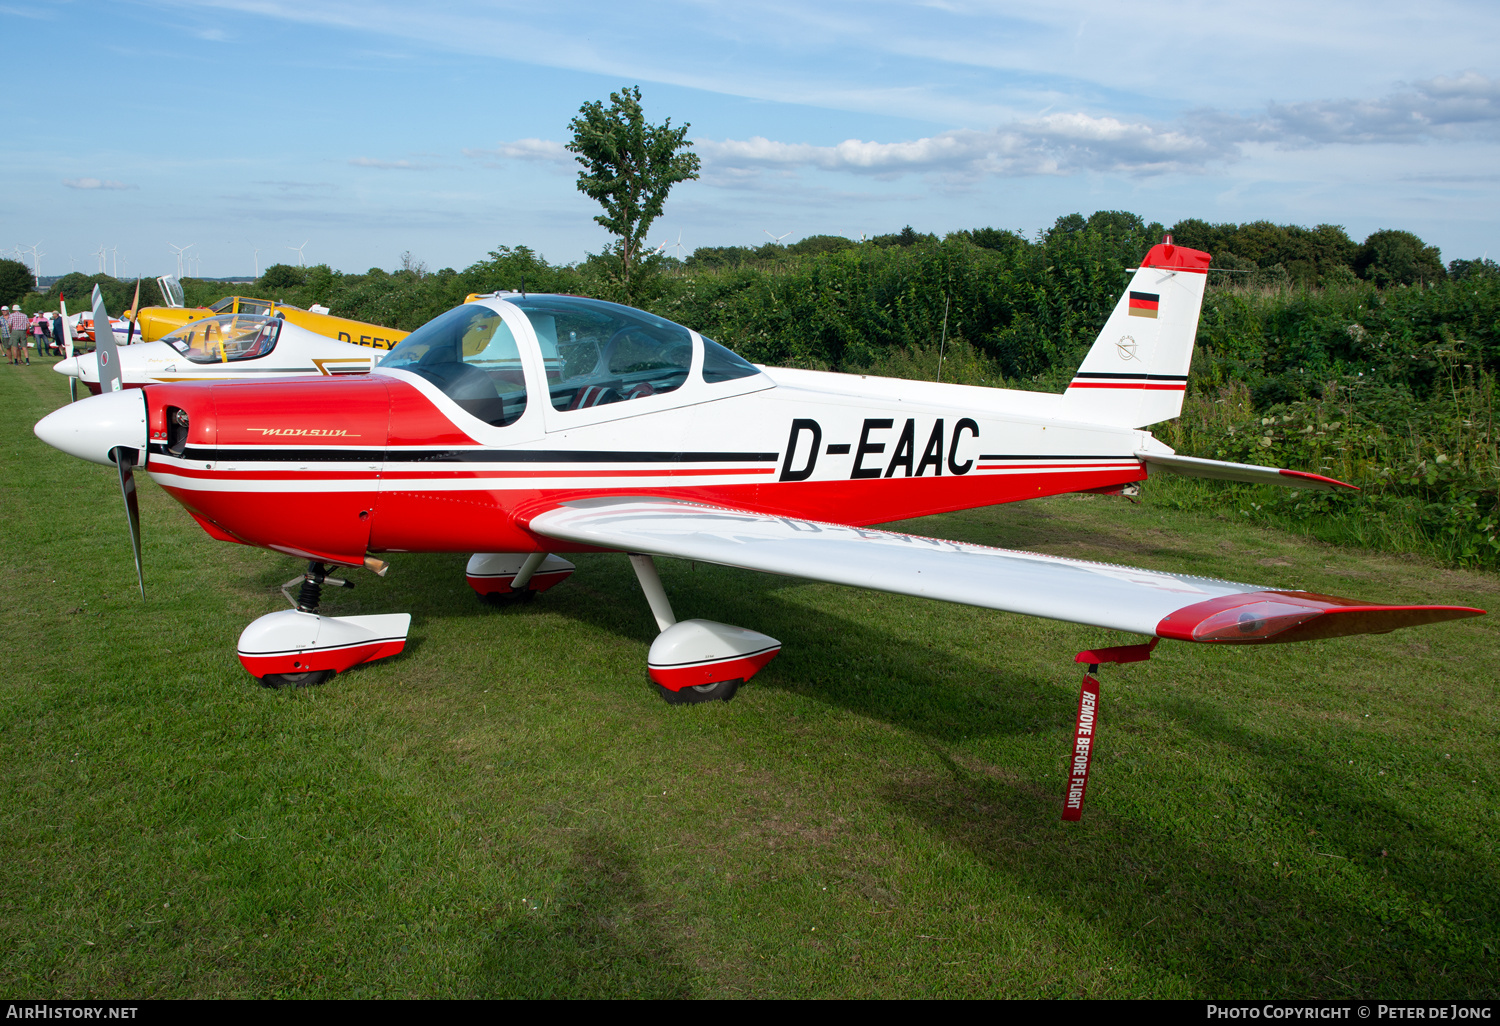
<box><xmin>1128</xmin><ymin>291</ymin><xmax>1160</xmax><ymax>318</ymax></box>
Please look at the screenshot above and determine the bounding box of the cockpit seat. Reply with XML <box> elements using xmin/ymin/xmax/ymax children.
<box><xmin>568</xmin><ymin>383</ymin><xmax>621</xmax><ymax>410</ymax></box>
<box><xmin>420</xmin><ymin>361</ymin><xmax>510</xmax><ymax>425</ymax></box>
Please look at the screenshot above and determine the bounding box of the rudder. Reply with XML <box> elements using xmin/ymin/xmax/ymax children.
<box><xmin>1060</xmin><ymin>238</ymin><xmax>1210</xmax><ymax>428</ymax></box>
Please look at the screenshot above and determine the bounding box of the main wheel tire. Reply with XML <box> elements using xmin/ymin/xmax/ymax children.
<box><xmin>653</xmin><ymin>678</ymin><xmax>741</xmax><ymax>705</ymax></box>
<box><xmin>260</xmin><ymin>670</ymin><xmax>333</xmax><ymax>689</ymax></box>
<box><xmin>479</xmin><ymin>587</ymin><xmax>537</xmax><ymax>606</ymax></box>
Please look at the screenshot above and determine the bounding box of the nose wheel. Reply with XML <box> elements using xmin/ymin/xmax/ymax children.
<box><xmin>261</xmin><ymin>669</ymin><xmax>332</xmax><ymax>689</ymax></box>
<box><xmin>237</xmin><ymin>561</ymin><xmax>410</xmax><ymax>688</ymax></box>
<box><xmin>653</xmin><ymin>678</ymin><xmax>741</xmax><ymax>705</ymax></box>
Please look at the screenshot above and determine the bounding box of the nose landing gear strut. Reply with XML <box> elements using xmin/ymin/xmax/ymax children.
<box><xmin>236</xmin><ymin>560</ymin><xmax>411</xmax><ymax>689</ymax></box>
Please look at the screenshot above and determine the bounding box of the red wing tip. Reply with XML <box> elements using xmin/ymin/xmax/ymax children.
<box><xmin>1158</xmin><ymin>592</ymin><xmax>1485</xmax><ymax>644</ymax></box>
<box><xmin>1277</xmin><ymin>468</ymin><xmax>1360</xmax><ymax>491</ymax></box>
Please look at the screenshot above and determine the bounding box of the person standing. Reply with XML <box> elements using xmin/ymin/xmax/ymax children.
<box><xmin>26</xmin><ymin>312</ymin><xmax>43</xmax><ymax>364</ymax></box>
<box><xmin>6</xmin><ymin>306</ymin><xmax>28</xmax><ymax>364</ymax></box>
<box><xmin>50</xmin><ymin>311</ymin><xmax>64</xmax><ymax>356</ymax></box>
<box><xmin>0</xmin><ymin>307</ymin><xmax>11</xmax><ymax>363</ymax></box>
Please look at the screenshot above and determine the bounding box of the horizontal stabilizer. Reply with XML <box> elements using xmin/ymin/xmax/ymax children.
<box><xmin>1138</xmin><ymin>451</ymin><xmax>1357</xmax><ymax>491</ymax></box>
<box><xmin>527</xmin><ymin>497</ymin><xmax>1479</xmax><ymax>643</ymax></box>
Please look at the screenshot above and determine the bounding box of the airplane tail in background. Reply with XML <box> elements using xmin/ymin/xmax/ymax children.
<box><xmin>1059</xmin><ymin>239</ymin><xmax>1211</xmax><ymax>428</ymax></box>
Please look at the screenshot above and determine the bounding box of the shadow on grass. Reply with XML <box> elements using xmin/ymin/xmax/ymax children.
<box><xmin>247</xmin><ymin>549</ymin><xmax>1065</xmax><ymax>744</ymax></box>
<box><xmin>473</xmin><ymin>829</ymin><xmax>693</xmax><ymax>999</ymax></box>
<box><xmin>882</xmin><ymin>692</ymin><xmax>1500</xmax><ymax>999</ymax></box>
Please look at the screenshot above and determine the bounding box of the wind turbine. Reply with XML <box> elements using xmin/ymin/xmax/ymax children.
<box><xmin>671</xmin><ymin>230</ymin><xmax>687</xmax><ymax>260</ymax></box>
<box><xmin>95</xmin><ymin>244</ymin><xmax>107</xmax><ymax>274</ymax></box>
<box><xmin>111</xmin><ymin>246</ymin><xmax>119</xmax><ymax>278</ymax></box>
<box><xmin>27</xmin><ymin>243</ymin><xmax>44</xmax><ymax>286</ymax></box>
<box><xmin>253</xmin><ymin>249</ymin><xmax>259</xmax><ymax>278</ymax></box>
<box><xmin>288</xmin><ymin>240</ymin><xmax>308</xmax><ymax>267</ymax></box>
<box><xmin>763</xmin><ymin>229</ymin><xmax>792</xmax><ymax>246</ymax></box>
<box><xmin>169</xmin><ymin>243</ymin><xmax>193</xmax><ymax>280</ymax></box>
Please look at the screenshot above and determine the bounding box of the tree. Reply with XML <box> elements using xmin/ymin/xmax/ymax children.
<box><xmin>962</xmin><ymin>227</ymin><xmax>1026</xmax><ymax>253</ymax></box>
<box><xmin>0</xmin><ymin>259</ymin><xmax>33</xmax><ymax>306</ymax></box>
<box><xmin>787</xmin><ymin>234</ymin><xmax>856</xmax><ymax>257</ymax></box>
<box><xmin>1047</xmin><ymin>212</ymin><xmax>1088</xmax><ymax>239</ymax></box>
<box><xmin>1449</xmin><ymin>257</ymin><xmax>1500</xmax><ymax>281</ymax></box>
<box><xmin>1353</xmin><ymin>230</ymin><xmax>1445</xmax><ymax>286</ymax></box>
<box><xmin>258</xmin><ymin>263</ymin><xmax>307</xmax><ymax>290</ymax></box>
<box><xmin>567</xmin><ymin>86</ymin><xmax>700</xmax><ymax>292</ymax></box>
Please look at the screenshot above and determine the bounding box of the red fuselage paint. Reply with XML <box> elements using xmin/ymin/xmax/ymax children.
<box><xmin>142</xmin><ymin>375</ymin><xmax>1149</xmax><ymax>567</ymax></box>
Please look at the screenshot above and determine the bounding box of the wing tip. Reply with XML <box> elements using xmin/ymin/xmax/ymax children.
<box><xmin>1158</xmin><ymin>591</ymin><xmax>1484</xmax><ymax>644</ymax></box>
<box><xmin>1278</xmin><ymin>468</ymin><xmax>1360</xmax><ymax>491</ymax></box>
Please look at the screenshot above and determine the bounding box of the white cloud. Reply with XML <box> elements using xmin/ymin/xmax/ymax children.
<box><xmin>698</xmin><ymin>115</ymin><xmax>1225</xmax><ymax>180</ymax></box>
<box><xmin>348</xmin><ymin>157</ymin><xmax>431</xmax><ymax>170</ymax></box>
<box><xmin>447</xmin><ymin>71</ymin><xmax>1500</xmax><ymax>192</ymax></box>
<box><xmin>62</xmin><ymin>178</ymin><xmax>137</xmax><ymax>190</ymax></box>
<box><xmin>1263</xmin><ymin>72</ymin><xmax>1500</xmax><ymax>145</ymax></box>
<box><xmin>694</xmin><ymin>74</ymin><xmax>1500</xmax><ymax>181</ymax></box>
<box><xmin>463</xmin><ymin>139</ymin><xmax>573</xmax><ymax>164</ymax></box>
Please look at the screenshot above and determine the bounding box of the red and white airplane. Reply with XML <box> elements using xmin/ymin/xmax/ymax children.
<box><xmin>34</xmin><ymin>241</ymin><xmax>1483</xmax><ymax>817</ymax></box>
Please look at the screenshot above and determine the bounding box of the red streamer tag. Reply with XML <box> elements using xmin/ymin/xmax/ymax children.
<box><xmin>1062</xmin><ymin>674</ymin><xmax>1100</xmax><ymax>821</ymax></box>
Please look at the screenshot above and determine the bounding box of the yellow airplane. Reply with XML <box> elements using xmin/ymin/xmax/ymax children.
<box><xmin>132</xmin><ymin>276</ymin><xmax>408</xmax><ymax>351</ymax></box>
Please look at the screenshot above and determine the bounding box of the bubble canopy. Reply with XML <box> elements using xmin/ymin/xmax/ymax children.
<box><xmin>378</xmin><ymin>295</ymin><xmax>759</xmax><ymax>426</ymax></box>
<box><xmin>161</xmin><ymin>313</ymin><xmax>281</xmax><ymax>364</ymax></box>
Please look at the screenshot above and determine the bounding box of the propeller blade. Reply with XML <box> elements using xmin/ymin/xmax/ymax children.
<box><xmin>69</xmin><ymin>376</ymin><xmax>78</xmax><ymax>403</ymax></box>
<box><xmin>91</xmin><ymin>285</ymin><xmax>123</xmax><ymax>394</ymax></box>
<box><xmin>58</xmin><ymin>295</ymin><xmax>73</xmax><ymax>360</ymax></box>
<box><xmin>113</xmin><ymin>446</ymin><xmax>144</xmax><ymax>599</ymax></box>
<box><xmin>127</xmin><ymin>278</ymin><xmax>140</xmax><ymax>344</ymax></box>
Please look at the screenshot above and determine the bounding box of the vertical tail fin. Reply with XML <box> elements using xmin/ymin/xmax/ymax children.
<box><xmin>1060</xmin><ymin>238</ymin><xmax>1211</xmax><ymax>428</ymax></box>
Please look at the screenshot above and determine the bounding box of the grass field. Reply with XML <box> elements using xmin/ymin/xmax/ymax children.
<box><xmin>1</xmin><ymin>359</ymin><xmax>1496</xmax><ymax>999</ymax></box>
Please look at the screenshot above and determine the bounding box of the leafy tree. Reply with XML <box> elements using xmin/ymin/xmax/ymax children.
<box><xmin>787</xmin><ymin>235</ymin><xmax>856</xmax><ymax>257</ymax></box>
<box><xmin>0</xmin><ymin>259</ymin><xmax>33</xmax><ymax>306</ymax></box>
<box><xmin>567</xmin><ymin>86</ymin><xmax>700</xmax><ymax>293</ymax></box>
<box><xmin>1167</xmin><ymin>218</ymin><xmax>1223</xmax><ymax>254</ymax></box>
<box><xmin>1354</xmin><ymin>230</ymin><xmax>1445</xmax><ymax>286</ymax></box>
<box><xmin>682</xmin><ymin>246</ymin><xmax>758</xmax><ymax>271</ymax></box>
<box><xmin>258</xmin><ymin>264</ymin><xmax>307</xmax><ymax>291</ymax></box>
<box><xmin>1168</xmin><ymin>219</ymin><xmax>1357</xmax><ymax>285</ymax></box>
<box><xmin>460</xmin><ymin>245</ymin><xmax>573</xmax><ymax>296</ymax></box>
<box><xmin>961</xmin><ymin>227</ymin><xmax>1027</xmax><ymax>253</ymax></box>
<box><xmin>38</xmin><ymin>273</ymin><xmax>160</xmax><ymax>314</ymax></box>
<box><xmin>1085</xmin><ymin>210</ymin><xmax>1147</xmax><ymax>236</ymax></box>
<box><xmin>1447</xmin><ymin>257</ymin><xmax>1498</xmax><ymax>281</ymax></box>
<box><xmin>1047</xmin><ymin>213</ymin><xmax>1088</xmax><ymax>239</ymax></box>
<box><xmin>871</xmin><ymin>226</ymin><xmax>935</xmax><ymax>248</ymax></box>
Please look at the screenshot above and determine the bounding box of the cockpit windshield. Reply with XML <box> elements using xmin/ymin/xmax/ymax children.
<box><xmin>157</xmin><ymin>276</ymin><xmax>185</xmax><ymax>308</ymax></box>
<box><xmin>510</xmin><ymin>295</ymin><xmax>693</xmax><ymax>411</ymax></box>
<box><xmin>378</xmin><ymin>304</ymin><xmax>527</xmax><ymax>427</ymax></box>
<box><xmin>161</xmin><ymin>314</ymin><xmax>281</xmax><ymax>364</ymax></box>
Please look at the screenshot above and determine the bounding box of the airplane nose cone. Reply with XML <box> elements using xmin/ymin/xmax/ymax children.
<box><xmin>54</xmin><ymin>356</ymin><xmax>79</xmax><ymax>378</ymax></box>
<box><xmin>34</xmin><ymin>388</ymin><xmax>148</xmax><ymax>466</ymax></box>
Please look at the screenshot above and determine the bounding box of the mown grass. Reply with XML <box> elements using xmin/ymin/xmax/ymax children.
<box><xmin>0</xmin><ymin>360</ymin><xmax>1496</xmax><ymax>998</ymax></box>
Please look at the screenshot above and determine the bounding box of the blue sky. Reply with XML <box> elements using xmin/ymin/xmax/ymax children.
<box><xmin>3</xmin><ymin>0</ymin><xmax>1498</xmax><ymax>278</ymax></box>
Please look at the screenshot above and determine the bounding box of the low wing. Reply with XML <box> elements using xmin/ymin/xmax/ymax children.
<box><xmin>527</xmin><ymin>497</ymin><xmax>1480</xmax><ymax>644</ymax></box>
<box><xmin>1138</xmin><ymin>451</ymin><xmax>1357</xmax><ymax>491</ymax></box>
